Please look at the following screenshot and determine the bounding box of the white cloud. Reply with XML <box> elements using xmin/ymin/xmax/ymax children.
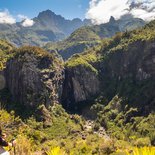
<box><xmin>22</xmin><ymin>18</ymin><xmax>34</xmax><ymax>27</ymax></box>
<box><xmin>86</xmin><ymin>0</ymin><xmax>155</xmax><ymax>24</ymax></box>
<box><xmin>0</xmin><ymin>10</ymin><xmax>16</xmax><ymax>24</ymax></box>
<box><xmin>18</xmin><ymin>14</ymin><xmax>34</xmax><ymax>27</ymax></box>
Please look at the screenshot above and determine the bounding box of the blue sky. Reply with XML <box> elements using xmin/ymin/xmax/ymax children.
<box><xmin>0</xmin><ymin>0</ymin><xmax>90</xmax><ymax>20</ymax></box>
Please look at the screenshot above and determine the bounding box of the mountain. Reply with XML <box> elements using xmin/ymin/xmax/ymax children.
<box><xmin>44</xmin><ymin>16</ymin><xmax>145</xmax><ymax>60</ymax></box>
<box><xmin>0</xmin><ymin>20</ymin><xmax>155</xmax><ymax>154</ymax></box>
<box><xmin>44</xmin><ymin>26</ymin><xmax>101</xmax><ymax>60</ymax></box>
<box><xmin>0</xmin><ymin>10</ymin><xmax>92</xmax><ymax>46</ymax></box>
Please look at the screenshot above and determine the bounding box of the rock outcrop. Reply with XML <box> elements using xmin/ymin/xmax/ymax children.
<box><xmin>5</xmin><ymin>47</ymin><xmax>64</xmax><ymax>109</ymax></box>
<box><xmin>62</xmin><ymin>63</ymin><xmax>100</xmax><ymax>111</ymax></box>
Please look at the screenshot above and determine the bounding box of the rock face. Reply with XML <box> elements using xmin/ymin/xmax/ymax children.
<box><xmin>62</xmin><ymin>65</ymin><xmax>100</xmax><ymax>110</ymax></box>
<box><xmin>62</xmin><ymin>39</ymin><xmax>155</xmax><ymax>113</ymax></box>
<box><xmin>0</xmin><ymin>71</ymin><xmax>5</xmax><ymax>90</ymax></box>
<box><xmin>5</xmin><ymin>47</ymin><xmax>64</xmax><ymax>108</ymax></box>
<box><xmin>103</xmin><ymin>41</ymin><xmax>153</xmax><ymax>79</ymax></box>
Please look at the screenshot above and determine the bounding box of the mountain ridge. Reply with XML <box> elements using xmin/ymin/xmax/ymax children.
<box><xmin>0</xmin><ymin>9</ymin><xmax>92</xmax><ymax>46</ymax></box>
<box><xmin>45</xmin><ymin>15</ymin><xmax>145</xmax><ymax>60</ymax></box>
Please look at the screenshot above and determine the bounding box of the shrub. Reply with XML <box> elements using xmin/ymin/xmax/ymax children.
<box><xmin>15</xmin><ymin>134</ymin><xmax>33</xmax><ymax>155</ymax></box>
<box><xmin>133</xmin><ymin>137</ymin><xmax>151</xmax><ymax>147</ymax></box>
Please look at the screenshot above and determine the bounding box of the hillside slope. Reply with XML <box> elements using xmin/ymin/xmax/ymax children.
<box><xmin>62</xmin><ymin>20</ymin><xmax>155</xmax><ymax>144</ymax></box>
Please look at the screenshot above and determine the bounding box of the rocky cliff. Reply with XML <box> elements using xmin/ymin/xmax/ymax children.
<box><xmin>5</xmin><ymin>47</ymin><xmax>64</xmax><ymax>110</ymax></box>
<box><xmin>62</xmin><ymin>64</ymin><xmax>100</xmax><ymax>111</ymax></box>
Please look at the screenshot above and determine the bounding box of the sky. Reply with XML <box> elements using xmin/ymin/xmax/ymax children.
<box><xmin>0</xmin><ymin>0</ymin><xmax>90</xmax><ymax>20</ymax></box>
<box><xmin>0</xmin><ymin>0</ymin><xmax>155</xmax><ymax>26</ymax></box>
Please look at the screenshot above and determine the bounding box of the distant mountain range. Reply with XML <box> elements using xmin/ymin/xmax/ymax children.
<box><xmin>44</xmin><ymin>15</ymin><xmax>146</xmax><ymax>60</ymax></box>
<box><xmin>0</xmin><ymin>10</ymin><xmax>145</xmax><ymax>50</ymax></box>
<box><xmin>0</xmin><ymin>10</ymin><xmax>91</xmax><ymax>46</ymax></box>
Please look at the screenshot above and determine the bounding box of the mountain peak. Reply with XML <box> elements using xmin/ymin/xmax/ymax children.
<box><xmin>109</xmin><ymin>16</ymin><xmax>116</xmax><ymax>23</ymax></box>
<box><xmin>37</xmin><ymin>10</ymin><xmax>57</xmax><ymax>19</ymax></box>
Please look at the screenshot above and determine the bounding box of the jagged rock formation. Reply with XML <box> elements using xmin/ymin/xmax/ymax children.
<box><xmin>5</xmin><ymin>47</ymin><xmax>64</xmax><ymax>109</ymax></box>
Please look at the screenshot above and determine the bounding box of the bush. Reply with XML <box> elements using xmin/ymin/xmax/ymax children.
<box><xmin>15</xmin><ymin>135</ymin><xmax>33</xmax><ymax>155</ymax></box>
<box><xmin>133</xmin><ymin>137</ymin><xmax>151</xmax><ymax>147</ymax></box>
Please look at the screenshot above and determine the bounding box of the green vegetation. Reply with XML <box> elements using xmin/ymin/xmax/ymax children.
<box><xmin>0</xmin><ymin>105</ymin><xmax>112</xmax><ymax>155</ymax></box>
<box><xmin>101</xmin><ymin>20</ymin><xmax>155</xmax><ymax>56</ymax></box>
<box><xmin>91</xmin><ymin>95</ymin><xmax>155</xmax><ymax>145</ymax></box>
<box><xmin>65</xmin><ymin>45</ymin><xmax>101</xmax><ymax>74</ymax></box>
<box><xmin>0</xmin><ymin>40</ymin><xmax>14</xmax><ymax>70</ymax></box>
<box><xmin>44</xmin><ymin>27</ymin><xmax>101</xmax><ymax>60</ymax></box>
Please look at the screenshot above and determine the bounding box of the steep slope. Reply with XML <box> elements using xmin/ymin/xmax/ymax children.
<box><xmin>62</xmin><ymin>20</ymin><xmax>155</xmax><ymax>144</ymax></box>
<box><xmin>0</xmin><ymin>40</ymin><xmax>14</xmax><ymax>91</ymax></box>
<box><xmin>0</xmin><ymin>40</ymin><xmax>14</xmax><ymax>71</ymax></box>
<box><xmin>0</xmin><ymin>10</ymin><xmax>91</xmax><ymax>46</ymax></box>
<box><xmin>63</xmin><ymin>19</ymin><xmax>155</xmax><ymax>111</ymax></box>
<box><xmin>45</xmin><ymin>16</ymin><xmax>145</xmax><ymax>60</ymax></box>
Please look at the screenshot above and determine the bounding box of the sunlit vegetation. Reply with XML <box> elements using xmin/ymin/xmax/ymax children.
<box><xmin>46</xmin><ymin>147</ymin><xmax>67</xmax><ymax>155</ymax></box>
<box><xmin>0</xmin><ymin>40</ymin><xmax>14</xmax><ymax>70</ymax></box>
<box><xmin>125</xmin><ymin>147</ymin><xmax>155</xmax><ymax>155</ymax></box>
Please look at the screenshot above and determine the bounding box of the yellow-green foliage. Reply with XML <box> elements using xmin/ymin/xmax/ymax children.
<box><xmin>46</xmin><ymin>147</ymin><xmax>67</xmax><ymax>155</ymax></box>
<box><xmin>13</xmin><ymin>46</ymin><xmax>55</xmax><ymax>61</ymax></box>
<box><xmin>0</xmin><ymin>40</ymin><xmax>14</xmax><ymax>70</ymax></box>
<box><xmin>14</xmin><ymin>135</ymin><xmax>33</xmax><ymax>155</ymax></box>
<box><xmin>125</xmin><ymin>147</ymin><xmax>155</xmax><ymax>155</ymax></box>
<box><xmin>0</xmin><ymin>109</ymin><xmax>21</xmax><ymax>135</ymax></box>
<box><xmin>44</xmin><ymin>26</ymin><xmax>101</xmax><ymax>53</ymax></box>
<box><xmin>102</xmin><ymin>20</ymin><xmax>155</xmax><ymax>54</ymax></box>
<box><xmin>10</xmin><ymin>46</ymin><xmax>63</xmax><ymax>70</ymax></box>
<box><xmin>66</xmin><ymin>47</ymin><xmax>100</xmax><ymax>74</ymax></box>
<box><xmin>67</xmin><ymin>27</ymin><xmax>100</xmax><ymax>42</ymax></box>
<box><xmin>0</xmin><ymin>40</ymin><xmax>13</xmax><ymax>51</ymax></box>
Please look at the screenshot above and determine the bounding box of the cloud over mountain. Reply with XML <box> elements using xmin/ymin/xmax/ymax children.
<box><xmin>0</xmin><ymin>10</ymin><xmax>16</xmax><ymax>24</ymax></box>
<box><xmin>18</xmin><ymin>14</ymin><xmax>34</xmax><ymax>27</ymax></box>
<box><xmin>22</xmin><ymin>18</ymin><xmax>34</xmax><ymax>27</ymax></box>
<box><xmin>86</xmin><ymin>0</ymin><xmax>155</xmax><ymax>24</ymax></box>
